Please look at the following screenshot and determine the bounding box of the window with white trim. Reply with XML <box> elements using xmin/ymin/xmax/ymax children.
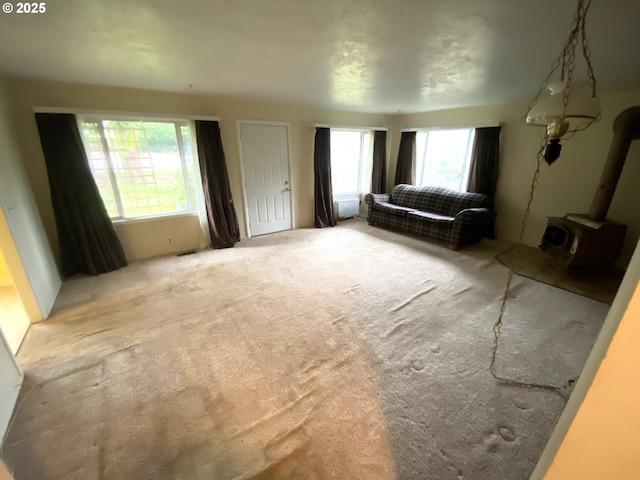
<box><xmin>415</xmin><ymin>128</ymin><xmax>475</xmax><ymax>192</ymax></box>
<box><xmin>79</xmin><ymin>117</ymin><xmax>199</xmax><ymax>220</ymax></box>
<box><xmin>330</xmin><ymin>129</ymin><xmax>373</xmax><ymax>198</ymax></box>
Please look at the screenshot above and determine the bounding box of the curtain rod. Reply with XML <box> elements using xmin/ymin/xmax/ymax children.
<box><xmin>400</xmin><ymin>122</ymin><xmax>502</xmax><ymax>132</ymax></box>
<box><xmin>312</xmin><ymin>123</ymin><xmax>388</xmax><ymax>131</ymax></box>
<box><xmin>33</xmin><ymin>107</ymin><xmax>221</xmax><ymax>122</ymax></box>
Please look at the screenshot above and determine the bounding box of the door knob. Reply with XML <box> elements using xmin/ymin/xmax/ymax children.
<box><xmin>283</xmin><ymin>187</ymin><xmax>291</xmax><ymax>192</ymax></box>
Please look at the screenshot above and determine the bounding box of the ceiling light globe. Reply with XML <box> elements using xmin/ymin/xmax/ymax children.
<box><xmin>525</xmin><ymin>81</ymin><xmax>600</xmax><ymax>138</ymax></box>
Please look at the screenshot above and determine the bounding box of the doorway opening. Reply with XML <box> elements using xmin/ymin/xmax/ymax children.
<box><xmin>0</xmin><ymin>232</ymin><xmax>29</xmax><ymax>355</ymax></box>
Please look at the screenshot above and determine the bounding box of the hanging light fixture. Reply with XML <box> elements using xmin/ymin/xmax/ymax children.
<box><xmin>524</xmin><ymin>0</ymin><xmax>600</xmax><ymax>165</ymax></box>
<box><xmin>490</xmin><ymin>0</ymin><xmax>603</xmax><ymax>395</ymax></box>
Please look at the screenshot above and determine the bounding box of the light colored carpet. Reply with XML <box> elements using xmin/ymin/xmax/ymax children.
<box><xmin>4</xmin><ymin>219</ymin><xmax>609</xmax><ymax>479</ymax></box>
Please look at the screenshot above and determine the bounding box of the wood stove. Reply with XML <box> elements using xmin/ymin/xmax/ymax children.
<box><xmin>540</xmin><ymin>106</ymin><xmax>640</xmax><ymax>272</ymax></box>
<box><xmin>540</xmin><ymin>215</ymin><xmax>626</xmax><ymax>272</ymax></box>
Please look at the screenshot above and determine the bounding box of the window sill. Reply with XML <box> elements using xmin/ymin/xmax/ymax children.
<box><xmin>112</xmin><ymin>211</ymin><xmax>198</xmax><ymax>226</ymax></box>
<box><xmin>333</xmin><ymin>192</ymin><xmax>364</xmax><ymax>199</ymax></box>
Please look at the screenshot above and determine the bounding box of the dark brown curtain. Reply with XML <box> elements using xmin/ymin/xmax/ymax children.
<box><xmin>195</xmin><ymin>120</ymin><xmax>240</xmax><ymax>248</ymax></box>
<box><xmin>313</xmin><ymin>127</ymin><xmax>336</xmax><ymax>228</ymax></box>
<box><xmin>371</xmin><ymin>130</ymin><xmax>387</xmax><ymax>194</ymax></box>
<box><xmin>467</xmin><ymin>126</ymin><xmax>502</xmax><ymax>201</ymax></box>
<box><xmin>35</xmin><ymin>113</ymin><xmax>127</xmax><ymax>277</ymax></box>
<box><xmin>394</xmin><ymin>131</ymin><xmax>416</xmax><ymax>185</ymax></box>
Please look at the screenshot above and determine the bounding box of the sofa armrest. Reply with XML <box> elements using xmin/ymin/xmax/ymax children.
<box><xmin>364</xmin><ymin>193</ymin><xmax>390</xmax><ymax>206</ymax></box>
<box><xmin>450</xmin><ymin>208</ymin><xmax>496</xmax><ymax>247</ymax></box>
<box><xmin>454</xmin><ymin>207</ymin><xmax>495</xmax><ymax>223</ymax></box>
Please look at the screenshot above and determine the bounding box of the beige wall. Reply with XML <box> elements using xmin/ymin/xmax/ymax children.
<box><xmin>0</xmin><ymin>249</ymin><xmax>10</xmax><ymax>287</ymax></box>
<box><xmin>5</xmin><ymin>75</ymin><xmax>639</xmax><ymax>268</ymax></box>
<box><xmin>0</xmin><ymin>77</ymin><xmax>60</xmax><ymax>321</ymax></box>
<box><xmin>0</xmin><ymin>208</ymin><xmax>41</xmax><ymax>323</ymax></box>
<box><xmin>4</xmin><ymin>76</ymin><xmax>394</xmax><ymax>262</ymax></box>
<box><xmin>113</xmin><ymin>214</ymin><xmax>202</xmax><ymax>260</ymax></box>
<box><xmin>392</xmin><ymin>90</ymin><xmax>640</xmax><ymax>268</ymax></box>
<box><xmin>0</xmin><ymin>461</ymin><xmax>13</xmax><ymax>480</ymax></box>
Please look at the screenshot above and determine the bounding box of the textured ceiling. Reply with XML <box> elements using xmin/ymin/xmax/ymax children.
<box><xmin>0</xmin><ymin>0</ymin><xmax>639</xmax><ymax>113</ymax></box>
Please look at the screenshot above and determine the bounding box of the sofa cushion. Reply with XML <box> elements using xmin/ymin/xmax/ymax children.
<box><xmin>390</xmin><ymin>184</ymin><xmax>491</xmax><ymax>217</ymax></box>
<box><xmin>407</xmin><ymin>210</ymin><xmax>455</xmax><ymax>224</ymax></box>
<box><xmin>373</xmin><ymin>201</ymin><xmax>415</xmax><ymax>217</ymax></box>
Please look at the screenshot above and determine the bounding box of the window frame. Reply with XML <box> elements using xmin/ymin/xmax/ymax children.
<box><xmin>77</xmin><ymin>115</ymin><xmax>199</xmax><ymax>223</ymax></box>
<box><xmin>329</xmin><ymin>128</ymin><xmax>373</xmax><ymax>199</ymax></box>
<box><xmin>415</xmin><ymin>127</ymin><xmax>476</xmax><ymax>193</ymax></box>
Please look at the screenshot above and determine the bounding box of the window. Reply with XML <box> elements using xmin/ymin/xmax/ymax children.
<box><xmin>330</xmin><ymin>129</ymin><xmax>373</xmax><ymax>198</ymax></box>
<box><xmin>415</xmin><ymin>128</ymin><xmax>475</xmax><ymax>192</ymax></box>
<box><xmin>79</xmin><ymin>118</ymin><xmax>199</xmax><ymax>220</ymax></box>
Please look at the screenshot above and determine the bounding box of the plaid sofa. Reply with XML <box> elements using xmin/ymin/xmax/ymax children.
<box><xmin>364</xmin><ymin>184</ymin><xmax>495</xmax><ymax>249</ymax></box>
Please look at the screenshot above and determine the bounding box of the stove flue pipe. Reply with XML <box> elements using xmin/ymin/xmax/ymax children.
<box><xmin>589</xmin><ymin>106</ymin><xmax>640</xmax><ymax>221</ymax></box>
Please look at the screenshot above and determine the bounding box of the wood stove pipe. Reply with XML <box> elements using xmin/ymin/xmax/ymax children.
<box><xmin>589</xmin><ymin>106</ymin><xmax>640</xmax><ymax>221</ymax></box>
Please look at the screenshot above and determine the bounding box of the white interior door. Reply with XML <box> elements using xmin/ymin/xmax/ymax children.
<box><xmin>239</xmin><ymin>123</ymin><xmax>292</xmax><ymax>236</ymax></box>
